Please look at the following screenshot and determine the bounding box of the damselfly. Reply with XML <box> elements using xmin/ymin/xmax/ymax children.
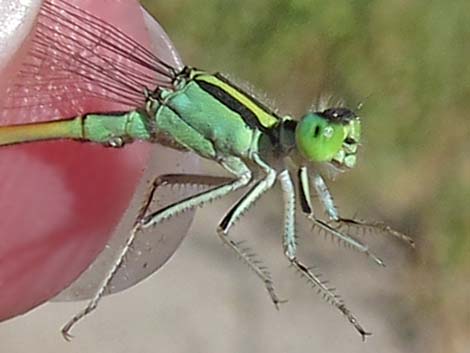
<box><xmin>0</xmin><ymin>0</ymin><xmax>413</xmax><ymax>340</ymax></box>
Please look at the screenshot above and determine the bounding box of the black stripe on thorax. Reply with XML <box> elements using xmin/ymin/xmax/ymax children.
<box><xmin>214</xmin><ymin>73</ymin><xmax>279</xmax><ymax>120</ymax></box>
<box><xmin>196</xmin><ymin>79</ymin><xmax>270</xmax><ymax>134</ymax></box>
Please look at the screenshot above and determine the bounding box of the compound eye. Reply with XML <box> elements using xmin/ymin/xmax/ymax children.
<box><xmin>296</xmin><ymin>113</ymin><xmax>345</xmax><ymax>162</ymax></box>
<box><xmin>312</xmin><ymin>124</ymin><xmax>333</xmax><ymax>140</ymax></box>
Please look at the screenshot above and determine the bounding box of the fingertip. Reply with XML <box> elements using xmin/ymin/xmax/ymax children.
<box><xmin>0</xmin><ymin>0</ymin><xmax>42</xmax><ymax>97</ymax></box>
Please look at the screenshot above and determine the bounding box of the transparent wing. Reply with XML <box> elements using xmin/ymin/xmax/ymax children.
<box><xmin>2</xmin><ymin>0</ymin><xmax>178</xmax><ymax>115</ymax></box>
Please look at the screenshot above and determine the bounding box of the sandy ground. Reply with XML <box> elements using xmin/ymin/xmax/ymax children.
<box><xmin>0</xmin><ymin>188</ymin><xmax>430</xmax><ymax>353</ymax></box>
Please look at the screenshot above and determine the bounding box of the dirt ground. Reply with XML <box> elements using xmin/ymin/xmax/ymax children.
<box><xmin>0</xmin><ymin>188</ymin><xmax>432</xmax><ymax>353</ymax></box>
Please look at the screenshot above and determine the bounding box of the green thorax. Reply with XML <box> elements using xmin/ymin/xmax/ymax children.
<box><xmin>149</xmin><ymin>67</ymin><xmax>286</xmax><ymax>161</ymax></box>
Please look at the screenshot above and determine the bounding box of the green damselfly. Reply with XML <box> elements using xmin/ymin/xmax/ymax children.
<box><xmin>0</xmin><ymin>0</ymin><xmax>413</xmax><ymax>340</ymax></box>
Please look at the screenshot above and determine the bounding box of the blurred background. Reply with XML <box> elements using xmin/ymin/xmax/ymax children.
<box><xmin>2</xmin><ymin>0</ymin><xmax>469</xmax><ymax>352</ymax></box>
<box><xmin>144</xmin><ymin>0</ymin><xmax>469</xmax><ymax>351</ymax></box>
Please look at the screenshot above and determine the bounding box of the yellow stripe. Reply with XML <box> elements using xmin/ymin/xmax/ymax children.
<box><xmin>194</xmin><ymin>72</ymin><xmax>279</xmax><ymax>129</ymax></box>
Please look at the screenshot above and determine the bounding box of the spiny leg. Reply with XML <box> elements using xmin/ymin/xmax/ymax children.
<box><xmin>312</xmin><ymin>172</ymin><xmax>414</xmax><ymax>248</ymax></box>
<box><xmin>217</xmin><ymin>153</ymin><xmax>285</xmax><ymax>308</ymax></box>
<box><xmin>297</xmin><ymin>167</ymin><xmax>385</xmax><ymax>266</ymax></box>
<box><xmin>328</xmin><ymin>218</ymin><xmax>415</xmax><ymax>248</ymax></box>
<box><xmin>136</xmin><ymin>174</ymin><xmax>235</xmax><ymax>222</ymax></box>
<box><xmin>61</xmin><ymin>172</ymin><xmax>237</xmax><ymax>340</ymax></box>
<box><xmin>280</xmin><ymin>169</ymin><xmax>370</xmax><ymax>340</ymax></box>
<box><xmin>139</xmin><ymin>157</ymin><xmax>252</xmax><ymax>228</ymax></box>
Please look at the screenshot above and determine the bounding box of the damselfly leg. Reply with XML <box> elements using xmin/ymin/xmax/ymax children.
<box><xmin>217</xmin><ymin>153</ymin><xmax>285</xmax><ymax>308</ymax></box>
<box><xmin>61</xmin><ymin>173</ymin><xmax>233</xmax><ymax>339</ymax></box>
<box><xmin>279</xmin><ymin>169</ymin><xmax>371</xmax><ymax>340</ymax></box>
<box><xmin>297</xmin><ymin>167</ymin><xmax>385</xmax><ymax>266</ymax></box>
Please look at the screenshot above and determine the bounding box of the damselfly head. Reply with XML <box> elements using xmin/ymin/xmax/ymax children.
<box><xmin>295</xmin><ymin>107</ymin><xmax>361</xmax><ymax>170</ymax></box>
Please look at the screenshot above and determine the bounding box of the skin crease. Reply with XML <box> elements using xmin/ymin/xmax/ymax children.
<box><xmin>0</xmin><ymin>0</ymin><xmax>183</xmax><ymax>321</ymax></box>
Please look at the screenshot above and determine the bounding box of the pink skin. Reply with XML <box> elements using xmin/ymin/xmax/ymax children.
<box><xmin>0</xmin><ymin>0</ymin><xmax>180</xmax><ymax>321</ymax></box>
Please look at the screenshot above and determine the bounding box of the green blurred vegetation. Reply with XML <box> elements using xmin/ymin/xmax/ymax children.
<box><xmin>143</xmin><ymin>0</ymin><xmax>469</xmax><ymax>350</ymax></box>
